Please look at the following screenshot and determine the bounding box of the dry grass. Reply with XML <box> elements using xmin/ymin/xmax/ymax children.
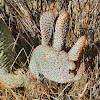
<box><xmin>0</xmin><ymin>0</ymin><xmax>99</xmax><ymax>100</ymax></box>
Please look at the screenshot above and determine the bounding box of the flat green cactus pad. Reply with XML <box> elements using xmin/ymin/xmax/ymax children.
<box><xmin>0</xmin><ymin>73</ymin><xmax>29</xmax><ymax>87</ymax></box>
<box><xmin>29</xmin><ymin>45</ymin><xmax>75</xmax><ymax>83</ymax></box>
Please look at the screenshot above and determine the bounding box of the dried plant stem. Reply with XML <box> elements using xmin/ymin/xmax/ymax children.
<box><xmin>78</xmin><ymin>82</ymin><xmax>89</xmax><ymax>99</ymax></box>
<box><xmin>57</xmin><ymin>83</ymin><xmax>72</xmax><ymax>99</ymax></box>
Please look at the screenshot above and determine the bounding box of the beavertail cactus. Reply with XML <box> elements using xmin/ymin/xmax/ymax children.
<box><xmin>29</xmin><ymin>11</ymin><xmax>86</xmax><ymax>83</ymax></box>
<box><xmin>0</xmin><ymin>71</ymin><xmax>29</xmax><ymax>87</ymax></box>
<box><xmin>53</xmin><ymin>11</ymin><xmax>69</xmax><ymax>51</ymax></box>
<box><xmin>40</xmin><ymin>11</ymin><xmax>55</xmax><ymax>46</ymax></box>
<box><xmin>68</xmin><ymin>35</ymin><xmax>86</xmax><ymax>61</ymax></box>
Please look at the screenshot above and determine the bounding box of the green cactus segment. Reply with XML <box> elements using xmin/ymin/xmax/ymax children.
<box><xmin>0</xmin><ymin>72</ymin><xmax>29</xmax><ymax>87</ymax></box>
<box><xmin>0</xmin><ymin>19</ymin><xmax>15</xmax><ymax>70</ymax></box>
<box><xmin>29</xmin><ymin>45</ymin><xmax>74</xmax><ymax>83</ymax></box>
<box><xmin>40</xmin><ymin>11</ymin><xmax>55</xmax><ymax>46</ymax></box>
<box><xmin>53</xmin><ymin>12</ymin><xmax>69</xmax><ymax>51</ymax></box>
